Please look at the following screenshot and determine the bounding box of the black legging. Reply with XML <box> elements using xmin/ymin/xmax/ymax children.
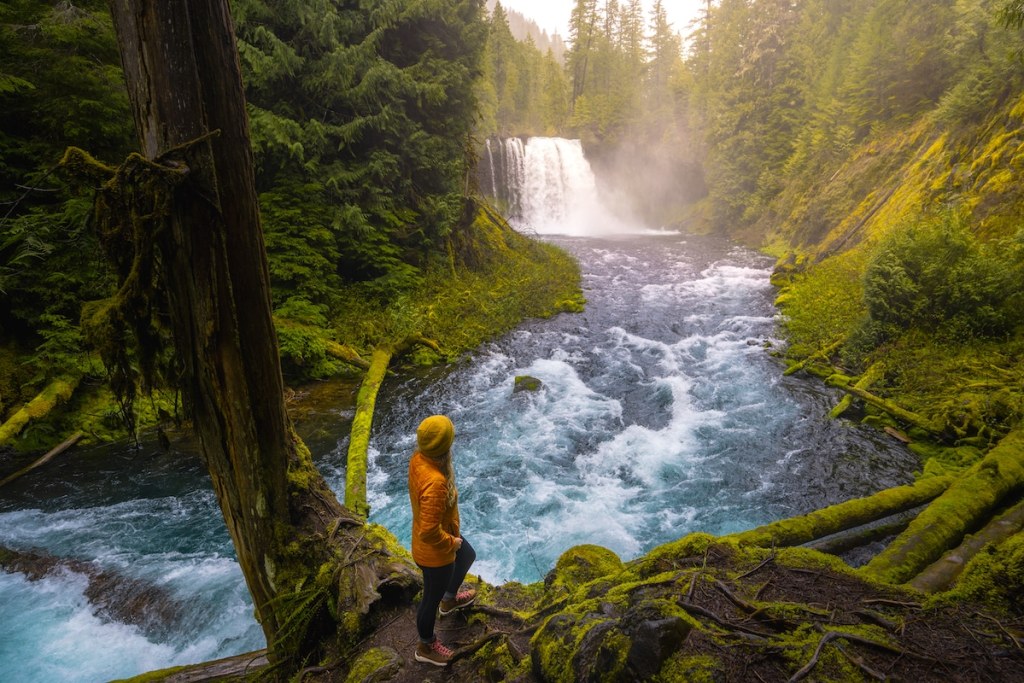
<box><xmin>416</xmin><ymin>537</ymin><xmax>476</xmax><ymax>642</ymax></box>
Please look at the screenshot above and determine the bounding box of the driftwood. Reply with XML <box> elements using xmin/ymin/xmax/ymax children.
<box><xmin>828</xmin><ymin>363</ymin><xmax>884</xmax><ymax>419</ymax></box>
<box><xmin>863</xmin><ymin>428</ymin><xmax>1024</xmax><ymax>585</ymax></box>
<box><xmin>0</xmin><ymin>431</ymin><xmax>84</xmax><ymax>488</ymax></box>
<box><xmin>908</xmin><ymin>496</ymin><xmax>1024</xmax><ymax>594</ymax></box>
<box><xmin>344</xmin><ymin>335</ymin><xmax>441</xmax><ymax>517</ymax></box>
<box><xmin>728</xmin><ymin>475</ymin><xmax>953</xmax><ymax>549</ymax></box>
<box><xmin>825</xmin><ymin>374</ymin><xmax>944</xmax><ymax>435</ymax></box>
<box><xmin>0</xmin><ymin>375</ymin><xmax>81</xmax><ymax>446</ymax></box>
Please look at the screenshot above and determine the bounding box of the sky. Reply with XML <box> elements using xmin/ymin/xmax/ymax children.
<box><xmin>499</xmin><ymin>0</ymin><xmax>707</xmax><ymax>40</ymax></box>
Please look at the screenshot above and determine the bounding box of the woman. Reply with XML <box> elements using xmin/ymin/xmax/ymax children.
<box><xmin>408</xmin><ymin>414</ymin><xmax>476</xmax><ymax>666</ymax></box>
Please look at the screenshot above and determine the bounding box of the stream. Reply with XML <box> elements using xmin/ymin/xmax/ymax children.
<box><xmin>0</xmin><ymin>138</ymin><xmax>920</xmax><ymax>682</ymax></box>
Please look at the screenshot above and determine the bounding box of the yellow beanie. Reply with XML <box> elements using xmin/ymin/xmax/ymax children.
<box><xmin>417</xmin><ymin>415</ymin><xmax>455</xmax><ymax>458</ymax></box>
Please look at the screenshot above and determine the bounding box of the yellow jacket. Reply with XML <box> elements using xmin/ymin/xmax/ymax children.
<box><xmin>408</xmin><ymin>451</ymin><xmax>460</xmax><ymax>567</ymax></box>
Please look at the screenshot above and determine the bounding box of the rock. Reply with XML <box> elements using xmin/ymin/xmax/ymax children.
<box><xmin>513</xmin><ymin>375</ymin><xmax>543</xmax><ymax>393</ymax></box>
<box><xmin>544</xmin><ymin>544</ymin><xmax>623</xmax><ymax>595</ymax></box>
<box><xmin>530</xmin><ymin>599</ymin><xmax>692</xmax><ymax>682</ymax></box>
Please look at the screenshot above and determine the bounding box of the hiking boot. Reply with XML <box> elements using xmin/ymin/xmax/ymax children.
<box><xmin>439</xmin><ymin>588</ymin><xmax>476</xmax><ymax>616</ymax></box>
<box><xmin>415</xmin><ymin>638</ymin><xmax>454</xmax><ymax>666</ymax></box>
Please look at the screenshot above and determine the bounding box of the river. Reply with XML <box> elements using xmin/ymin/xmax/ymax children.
<box><xmin>0</xmin><ymin>138</ymin><xmax>919</xmax><ymax>682</ymax></box>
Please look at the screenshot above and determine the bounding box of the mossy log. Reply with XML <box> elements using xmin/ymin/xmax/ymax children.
<box><xmin>863</xmin><ymin>428</ymin><xmax>1024</xmax><ymax>585</ymax></box>
<box><xmin>784</xmin><ymin>339</ymin><xmax>843</xmax><ymax>377</ymax></box>
<box><xmin>0</xmin><ymin>375</ymin><xmax>81</xmax><ymax>446</ymax></box>
<box><xmin>806</xmin><ymin>513</ymin><xmax>917</xmax><ymax>556</ymax></box>
<box><xmin>0</xmin><ymin>431</ymin><xmax>84</xmax><ymax>488</ymax></box>
<box><xmin>728</xmin><ymin>475</ymin><xmax>954</xmax><ymax>549</ymax></box>
<box><xmin>324</xmin><ymin>341</ymin><xmax>371</xmax><ymax>371</ymax></box>
<box><xmin>825</xmin><ymin>374</ymin><xmax>944</xmax><ymax>435</ymax></box>
<box><xmin>345</xmin><ymin>335</ymin><xmax>441</xmax><ymax>517</ymax></box>
<box><xmin>829</xmin><ymin>362</ymin><xmax>884</xmax><ymax>419</ymax></box>
<box><xmin>908</xmin><ymin>497</ymin><xmax>1024</xmax><ymax>594</ymax></box>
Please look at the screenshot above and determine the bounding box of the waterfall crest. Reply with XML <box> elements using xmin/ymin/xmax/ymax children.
<box><xmin>483</xmin><ymin>137</ymin><xmax>635</xmax><ymax>235</ymax></box>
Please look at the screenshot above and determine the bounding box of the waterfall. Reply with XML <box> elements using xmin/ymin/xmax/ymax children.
<box><xmin>482</xmin><ymin>136</ymin><xmax>629</xmax><ymax>235</ymax></box>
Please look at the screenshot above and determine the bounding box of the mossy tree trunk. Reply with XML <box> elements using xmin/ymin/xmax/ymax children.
<box><xmin>104</xmin><ymin>0</ymin><xmax>353</xmax><ymax>666</ymax></box>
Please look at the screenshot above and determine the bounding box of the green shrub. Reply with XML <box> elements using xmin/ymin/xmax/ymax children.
<box><xmin>861</xmin><ymin>213</ymin><xmax>1021</xmax><ymax>343</ymax></box>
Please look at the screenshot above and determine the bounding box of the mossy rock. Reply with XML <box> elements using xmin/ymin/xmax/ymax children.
<box><xmin>545</xmin><ymin>544</ymin><xmax>623</xmax><ymax>595</ymax></box>
<box><xmin>531</xmin><ymin>599</ymin><xmax>692</xmax><ymax>682</ymax></box>
<box><xmin>513</xmin><ymin>375</ymin><xmax>544</xmax><ymax>393</ymax></box>
<box><xmin>343</xmin><ymin>646</ymin><xmax>402</xmax><ymax>683</ymax></box>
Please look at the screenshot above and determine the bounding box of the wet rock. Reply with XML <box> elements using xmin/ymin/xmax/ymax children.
<box><xmin>621</xmin><ymin>603</ymin><xmax>692</xmax><ymax>679</ymax></box>
<box><xmin>513</xmin><ymin>375</ymin><xmax>543</xmax><ymax>393</ymax></box>
<box><xmin>0</xmin><ymin>544</ymin><xmax>184</xmax><ymax>638</ymax></box>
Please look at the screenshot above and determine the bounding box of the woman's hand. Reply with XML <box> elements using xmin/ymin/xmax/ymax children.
<box><xmin>453</xmin><ymin>537</ymin><xmax>463</xmax><ymax>550</ymax></box>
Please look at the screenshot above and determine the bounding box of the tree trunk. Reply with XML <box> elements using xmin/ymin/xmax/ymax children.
<box><xmin>104</xmin><ymin>0</ymin><xmax>346</xmax><ymax>663</ymax></box>
<box><xmin>862</xmin><ymin>428</ymin><xmax>1024</xmax><ymax>585</ymax></box>
<box><xmin>346</xmin><ymin>336</ymin><xmax>441</xmax><ymax>516</ymax></box>
<box><xmin>728</xmin><ymin>474</ymin><xmax>953</xmax><ymax>548</ymax></box>
<box><xmin>908</xmin><ymin>497</ymin><xmax>1024</xmax><ymax>594</ymax></box>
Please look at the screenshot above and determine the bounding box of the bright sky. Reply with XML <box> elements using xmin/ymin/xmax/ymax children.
<box><xmin>499</xmin><ymin>0</ymin><xmax>707</xmax><ymax>39</ymax></box>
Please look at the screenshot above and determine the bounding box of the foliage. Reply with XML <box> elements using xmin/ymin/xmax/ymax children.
<box><xmin>0</xmin><ymin>1</ymin><xmax>131</xmax><ymax>381</ymax></box>
<box><xmin>861</xmin><ymin>213</ymin><xmax>1022</xmax><ymax>343</ymax></box>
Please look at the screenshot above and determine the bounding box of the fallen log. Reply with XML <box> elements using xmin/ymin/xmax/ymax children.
<box><xmin>0</xmin><ymin>431</ymin><xmax>84</xmax><ymax>488</ymax></box>
<box><xmin>344</xmin><ymin>335</ymin><xmax>441</xmax><ymax>517</ymax></box>
<box><xmin>907</xmin><ymin>496</ymin><xmax>1024</xmax><ymax>594</ymax></box>
<box><xmin>862</xmin><ymin>428</ymin><xmax>1024</xmax><ymax>585</ymax></box>
<box><xmin>825</xmin><ymin>375</ymin><xmax>944</xmax><ymax>436</ymax></box>
<box><xmin>727</xmin><ymin>475</ymin><xmax>953</xmax><ymax>549</ymax></box>
<box><xmin>829</xmin><ymin>363</ymin><xmax>884</xmax><ymax>419</ymax></box>
<box><xmin>324</xmin><ymin>340</ymin><xmax>371</xmax><ymax>371</ymax></box>
<box><xmin>806</xmin><ymin>511</ymin><xmax>917</xmax><ymax>556</ymax></box>
<box><xmin>784</xmin><ymin>339</ymin><xmax>843</xmax><ymax>377</ymax></box>
<box><xmin>0</xmin><ymin>375</ymin><xmax>81</xmax><ymax>446</ymax></box>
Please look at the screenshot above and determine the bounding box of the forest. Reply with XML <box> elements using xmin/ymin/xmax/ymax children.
<box><xmin>1</xmin><ymin>0</ymin><xmax>1024</xmax><ymax>681</ymax></box>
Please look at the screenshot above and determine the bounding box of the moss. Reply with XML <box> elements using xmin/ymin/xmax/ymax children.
<box><xmin>653</xmin><ymin>654</ymin><xmax>719</xmax><ymax>682</ymax></box>
<box><xmin>863</xmin><ymin>429</ymin><xmax>1024</xmax><ymax>585</ymax></box>
<box><xmin>727</xmin><ymin>476</ymin><xmax>953</xmax><ymax>550</ymax></box>
<box><xmin>545</xmin><ymin>544</ymin><xmax>624</xmax><ymax>598</ymax></box>
<box><xmin>936</xmin><ymin>531</ymin><xmax>1024</xmax><ymax>614</ymax></box>
<box><xmin>342</xmin><ymin>646</ymin><xmax>401</xmax><ymax>683</ymax></box>
<box><xmin>107</xmin><ymin>665</ymin><xmax>189</xmax><ymax>682</ymax></box>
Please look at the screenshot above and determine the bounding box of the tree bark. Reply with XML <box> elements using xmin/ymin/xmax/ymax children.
<box><xmin>104</xmin><ymin>0</ymin><xmax>346</xmax><ymax>662</ymax></box>
<box><xmin>908</xmin><ymin>497</ymin><xmax>1024</xmax><ymax>594</ymax></box>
